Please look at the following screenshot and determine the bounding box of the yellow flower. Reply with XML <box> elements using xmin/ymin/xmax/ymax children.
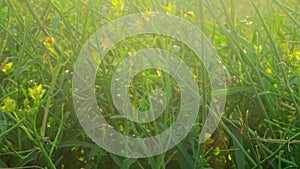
<box><xmin>294</xmin><ymin>50</ymin><xmax>300</xmax><ymax>61</ymax></box>
<box><xmin>141</xmin><ymin>8</ymin><xmax>154</xmax><ymax>21</ymax></box>
<box><xmin>266</xmin><ymin>68</ymin><xmax>272</xmax><ymax>74</ymax></box>
<box><xmin>44</xmin><ymin>36</ymin><xmax>55</xmax><ymax>45</ymax></box>
<box><xmin>112</xmin><ymin>0</ymin><xmax>124</xmax><ymax>11</ymax></box>
<box><xmin>254</xmin><ymin>45</ymin><xmax>263</xmax><ymax>54</ymax></box>
<box><xmin>166</xmin><ymin>3</ymin><xmax>175</xmax><ymax>15</ymax></box>
<box><xmin>64</xmin><ymin>50</ymin><xmax>73</xmax><ymax>58</ymax></box>
<box><xmin>288</xmin><ymin>50</ymin><xmax>300</xmax><ymax>61</ymax></box>
<box><xmin>185</xmin><ymin>10</ymin><xmax>196</xmax><ymax>20</ymax></box>
<box><xmin>1</xmin><ymin>62</ymin><xmax>13</xmax><ymax>73</ymax></box>
<box><xmin>241</xmin><ymin>16</ymin><xmax>252</xmax><ymax>25</ymax></box>
<box><xmin>44</xmin><ymin>36</ymin><xmax>56</xmax><ymax>54</ymax></box>
<box><xmin>246</xmin><ymin>21</ymin><xmax>253</xmax><ymax>26</ymax></box>
<box><xmin>288</xmin><ymin>53</ymin><xmax>293</xmax><ymax>61</ymax></box>
<box><xmin>28</xmin><ymin>84</ymin><xmax>46</xmax><ymax>101</ymax></box>
<box><xmin>0</xmin><ymin>97</ymin><xmax>15</xmax><ymax>112</ymax></box>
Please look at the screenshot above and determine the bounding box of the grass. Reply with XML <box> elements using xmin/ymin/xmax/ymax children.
<box><xmin>0</xmin><ymin>0</ymin><xmax>300</xmax><ymax>168</ymax></box>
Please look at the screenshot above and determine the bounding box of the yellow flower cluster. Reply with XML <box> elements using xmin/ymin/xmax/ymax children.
<box><xmin>1</xmin><ymin>62</ymin><xmax>13</xmax><ymax>73</ymax></box>
<box><xmin>112</xmin><ymin>0</ymin><xmax>124</xmax><ymax>12</ymax></box>
<box><xmin>288</xmin><ymin>50</ymin><xmax>300</xmax><ymax>61</ymax></box>
<box><xmin>246</xmin><ymin>21</ymin><xmax>253</xmax><ymax>26</ymax></box>
<box><xmin>44</xmin><ymin>36</ymin><xmax>56</xmax><ymax>54</ymax></box>
<box><xmin>0</xmin><ymin>97</ymin><xmax>15</xmax><ymax>112</ymax></box>
<box><xmin>28</xmin><ymin>84</ymin><xmax>46</xmax><ymax>101</ymax></box>
<box><xmin>254</xmin><ymin>45</ymin><xmax>263</xmax><ymax>54</ymax></box>
<box><xmin>64</xmin><ymin>50</ymin><xmax>73</xmax><ymax>58</ymax></box>
<box><xmin>166</xmin><ymin>3</ymin><xmax>176</xmax><ymax>15</ymax></box>
<box><xmin>185</xmin><ymin>10</ymin><xmax>196</xmax><ymax>20</ymax></box>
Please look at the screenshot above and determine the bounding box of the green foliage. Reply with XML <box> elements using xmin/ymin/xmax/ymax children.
<box><xmin>0</xmin><ymin>0</ymin><xmax>300</xmax><ymax>168</ymax></box>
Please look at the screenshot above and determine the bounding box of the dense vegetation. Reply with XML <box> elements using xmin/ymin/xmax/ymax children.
<box><xmin>0</xmin><ymin>0</ymin><xmax>300</xmax><ymax>168</ymax></box>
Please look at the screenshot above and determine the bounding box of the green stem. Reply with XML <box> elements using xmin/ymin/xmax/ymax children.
<box><xmin>194</xmin><ymin>1</ymin><xmax>206</xmax><ymax>168</ymax></box>
<box><xmin>220</xmin><ymin>120</ymin><xmax>258</xmax><ymax>167</ymax></box>
<box><xmin>41</xmin><ymin>64</ymin><xmax>62</xmax><ymax>137</ymax></box>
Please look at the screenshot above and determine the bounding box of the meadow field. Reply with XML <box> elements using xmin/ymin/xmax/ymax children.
<box><xmin>0</xmin><ymin>0</ymin><xmax>300</xmax><ymax>168</ymax></box>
